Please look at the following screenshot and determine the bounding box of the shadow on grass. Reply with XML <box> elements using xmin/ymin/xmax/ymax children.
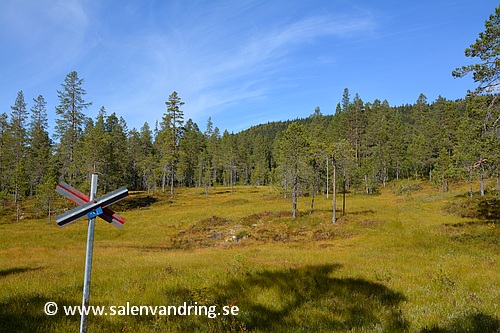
<box><xmin>0</xmin><ymin>294</ymin><xmax>123</xmax><ymax>332</ymax></box>
<box><xmin>421</xmin><ymin>313</ymin><xmax>500</xmax><ymax>333</ymax></box>
<box><xmin>165</xmin><ymin>264</ymin><xmax>409</xmax><ymax>332</ymax></box>
<box><xmin>0</xmin><ymin>267</ymin><xmax>43</xmax><ymax>278</ymax></box>
<box><xmin>114</xmin><ymin>195</ymin><xmax>158</xmax><ymax>211</ymax></box>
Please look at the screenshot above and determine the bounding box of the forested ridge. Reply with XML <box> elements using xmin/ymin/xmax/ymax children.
<box><xmin>1</xmin><ymin>5</ymin><xmax>499</xmax><ymax>221</ymax></box>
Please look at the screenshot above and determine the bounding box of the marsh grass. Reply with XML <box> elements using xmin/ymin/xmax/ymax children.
<box><xmin>0</xmin><ymin>183</ymin><xmax>498</xmax><ymax>332</ymax></box>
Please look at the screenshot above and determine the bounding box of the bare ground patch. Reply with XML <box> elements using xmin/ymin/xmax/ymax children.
<box><xmin>169</xmin><ymin>212</ymin><xmax>355</xmax><ymax>249</ymax></box>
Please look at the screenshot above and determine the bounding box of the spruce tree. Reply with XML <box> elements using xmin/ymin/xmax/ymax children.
<box><xmin>104</xmin><ymin>113</ymin><xmax>129</xmax><ymax>191</ymax></box>
<box><xmin>177</xmin><ymin>119</ymin><xmax>204</xmax><ymax>187</ymax></box>
<box><xmin>28</xmin><ymin>95</ymin><xmax>51</xmax><ymax>196</ymax></box>
<box><xmin>138</xmin><ymin>122</ymin><xmax>156</xmax><ymax>193</ymax></box>
<box><xmin>0</xmin><ymin>112</ymin><xmax>8</xmax><ymax>201</ymax></box>
<box><xmin>127</xmin><ymin>128</ymin><xmax>142</xmax><ymax>190</ymax></box>
<box><xmin>9</xmin><ymin>91</ymin><xmax>29</xmax><ymax>221</ymax></box>
<box><xmin>278</xmin><ymin>122</ymin><xmax>309</xmax><ymax>218</ymax></box>
<box><xmin>54</xmin><ymin>71</ymin><xmax>92</xmax><ymax>185</ymax></box>
<box><xmin>220</xmin><ymin>129</ymin><xmax>237</xmax><ymax>191</ymax></box>
<box><xmin>81</xmin><ymin>108</ymin><xmax>106</xmax><ymax>183</ymax></box>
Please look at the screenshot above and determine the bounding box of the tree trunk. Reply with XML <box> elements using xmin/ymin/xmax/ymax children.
<box><xmin>47</xmin><ymin>197</ymin><xmax>51</xmax><ymax>224</ymax></box>
<box><xmin>170</xmin><ymin>164</ymin><xmax>175</xmax><ymax>196</ymax></box>
<box><xmin>230</xmin><ymin>165</ymin><xmax>233</xmax><ymax>194</ymax></box>
<box><xmin>443</xmin><ymin>179</ymin><xmax>449</xmax><ymax>193</ymax></box>
<box><xmin>283</xmin><ymin>177</ymin><xmax>287</xmax><ymax>199</ymax></box>
<box><xmin>16</xmin><ymin>201</ymin><xmax>21</xmax><ymax>223</ymax></box>
<box><xmin>162</xmin><ymin>169</ymin><xmax>166</xmax><ymax>193</ymax></box>
<box><xmin>332</xmin><ymin>163</ymin><xmax>337</xmax><ymax>223</ymax></box>
<box><xmin>292</xmin><ymin>175</ymin><xmax>298</xmax><ymax>218</ymax></box>
<box><xmin>365</xmin><ymin>175</ymin><xmax>369</xmax><ymax>194</ymax></box>
<box><xmin>326</xmin><ymin>157</ymin><xmax>329</xmax><ymax>199</ymax></box>
<box><xmin>469</xmin><ymin>168</ymin><xmax>473</xmax><ymax>198</ymax></box>
<box><xmin>309</xmin><ymin>191</ymin><xmax>314</xmax><ymax>215</ymax></box>
<box><xmin>480</xmin><ymin>160</ymin><xmax>485</xmax><ymax>196</ymax></box>
<box><xmin>342</xmin><ymin>180</ymin><xmax>346</xmax><ymax>217</ymax></box>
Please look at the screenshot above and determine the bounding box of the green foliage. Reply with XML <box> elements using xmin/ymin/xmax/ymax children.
<box><xmin>277</xmin><ymin>122</ymin><xmax>310</xmax><ymax>218</ymax></box>
<box><xmin>27</xmin><ymin>95</ymin><xmax>52</xmax><ymax>196</ymax></box>
<box><xmin>453</xmin><ymin>5</ymin><xmax>500</xmax><ymax>93</ymax></box>
<box><xmin>157</xmin><ymin>91</ymin><xmax>185</xmax><ymax>195</ymax></box>
<box><xmin>54</xmin><ymin>71</ymin><xmax>92</xmax><ymax>185</ymax></box>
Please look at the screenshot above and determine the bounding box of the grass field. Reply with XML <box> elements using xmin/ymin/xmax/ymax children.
<box><xmin>0</xmin><ymin>182</ymin><xmax>499</xmax><ymax>332</ymax></box>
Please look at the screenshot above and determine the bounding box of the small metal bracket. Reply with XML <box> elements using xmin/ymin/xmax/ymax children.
<box><xmin>87</xmin><ymin>206</ymin><xmax>103</xmax><ymax>219</ymax></box>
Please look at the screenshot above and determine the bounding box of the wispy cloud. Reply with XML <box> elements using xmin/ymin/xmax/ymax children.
<box><xmin>0</xmin><ymin>1</ymin><xmax>375</xmax><ymax>131</ymax></box>
<box><xmin>0</xmin><ymin>1</ymin><xmax>89</xmax><ymax>72</ymax></box>
<box><xmin>188</xmin><ymin>14</ymin><xmax>375</xmax><ymax>117</ymax></box>
<box><xmin>116</xmin><ymin>8</ymin><xmax>376</xmax><ymax>125</ymax></box>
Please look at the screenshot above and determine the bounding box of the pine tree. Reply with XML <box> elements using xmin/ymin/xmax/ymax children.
<box><xmin>220</xmin><ymin>130</ymin><xmax>237</xmax><ymax>192</ymax></box>
<box><xmin>201</xmin><ymin>117</ymin><xmax>214</xmax><ymax>196</ymax></box>
<box><xmin>104</xmin><ymin>113</ymin><xmax>129</xmax><ymax>191</ymax></box>
<box><xmin>27</xmin><ymin>95</ymin><xmax>51</xmax><ymax>196</ymax></box>
<box><xmin>341</xmin><ymin>88</ymin><xmax>350</xmax><ymax>112</ymax></box>
<box><xmin>138</xmin><ymin>122</ymin><xmax>156</xmax><ymax>193</ymax></box>
<box><xmin>388</xmin><ymin>105</ymin><xmax>411</xmax><ymax>180</ymax></box>
<box><xmin>249</xmin><ymin>133</ymin><xmax>269</xmax><ymax>186</ymax></box>
<box><xmin>127</xmin><ymin>128</ymin><xmax>142</xmax><ymax>190</ymax></box>
<box><xmin>54</xmin><ymin>71</ymin><xmax>92</xmax><ymax>185</ymax></box>
<box><xmin>307</xmin><ymin>107</ymin><xmax>327</xmax><ymax>214</ymax></box>
<box><xmin>81</xmin><ymin>108</ymin><xmax>105</xmax><ymax>182</ymax></box>
<box><xmin>363</xmin><ymin>99</ymin><xmax>391</xmax><ymax>188</ymax></box>
<box><xmin>35</xmin><ymin>169</ymin><xmax>58</xmax><ymax>222</ymax></box>
<box><xmin>9</xmin><ymin>91</ymin><xmax>29</xmax><ymax>221</ymax></box>
<box><xmin>278</xmin><ymin>122</ymin><xmax>309</xmax><ymax>218</ymax></box>
<box><xmin>177</xmin><ymin>119</ymin><xmax>204</xmax><ymax>187</ymax></box>
<box><xmin>453</xmin><ymin>5</ymin><xmax>500</xmax><ymax>186</ymax></box>
<box><xmin>452</xmin><ymin>5</ymin><xmax>500</xmax><ymax>94</ymax></box>
<box><xmin>158</xmin><ymin>91</ymin><xmax>185</xmax><ymax>195</ymax></box>
<box><xmin>455</xmin><ymin>95</ymin><xmax>496</xmax><ymax>196</ymax></box>
<box><xmin>346</xmin><ymin>93</ymin><xmax>365</xmax><ymax>166</ymax></box>
<box><xmin>0</xmin><ymin>112</ymin><xmax>8</xmax><ymax>202</ymax></box>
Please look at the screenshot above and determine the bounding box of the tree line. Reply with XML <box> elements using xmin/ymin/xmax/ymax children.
<box><xmin>1</xmin><ymin>5</ymin><xmax>499</xmax><ymax>221</ymax></box>
<box><xmin>1</xmin><ymin>77</ymin><xmax>498</xmax><ymax>221</ymax></box>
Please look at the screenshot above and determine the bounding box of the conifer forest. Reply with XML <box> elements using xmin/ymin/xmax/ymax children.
<box><xmin>1</xmin><ymin>6</ymin><xmax>499</xmax><ymax>222</ymax></box>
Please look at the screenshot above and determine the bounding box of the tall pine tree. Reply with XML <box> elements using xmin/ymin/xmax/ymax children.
<box><xmin>54</xmin><ymin>71</ymin><xmax>92</xmax><ymax>185</ymax></box>
<box><xmin>28</xmin><ymin>95</ymin><xmax>51</xmax><ymax>196</ymax></box>
<box><xmin>278</xmin><ymin>122</ymin><xmax>310</xmax><ymax>218</ymax></box>
<box><xmin>158</xmin><ymin>91</ymin><xmax>184</xmax><ymax>195</ymax></box>
<box><xmin>9</xmin><ymin>91</ymin><xmax>29</xmax><ymax>221</ymax></box>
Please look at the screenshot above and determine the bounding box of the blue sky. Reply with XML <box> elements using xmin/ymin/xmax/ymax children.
<box><xmin>0</xmin><ymin>0</ymin><xmax>498</xmax><ymax>134</ymax></box>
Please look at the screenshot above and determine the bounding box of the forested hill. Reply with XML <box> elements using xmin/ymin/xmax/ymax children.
<box><xmin>234</xmin><ymin>93</ymin><xmax>488</xmax><ymax>192</ymax></box>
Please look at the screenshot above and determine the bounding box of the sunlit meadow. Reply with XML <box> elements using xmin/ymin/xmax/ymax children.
<box><xmin>0</xmin><ymin>182</ymin><xmax>498</xmax><ymax>332</ymax></box>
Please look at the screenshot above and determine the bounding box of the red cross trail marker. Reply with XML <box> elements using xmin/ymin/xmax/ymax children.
<box><xmin>55</xmin><ymin>174</ymin><xmax>128</xmax><ymax>333</ymax></box>
<box><xmin>55</xmin><ymin>181</ymin><xmax>127</xmax><ymax>228</ymax></box>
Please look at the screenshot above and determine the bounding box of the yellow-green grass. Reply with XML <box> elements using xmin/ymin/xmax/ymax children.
<box><xmin>0</xmin><ymin>183</ymin><xmax>498</xmax><ymax>332</ymax></box>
